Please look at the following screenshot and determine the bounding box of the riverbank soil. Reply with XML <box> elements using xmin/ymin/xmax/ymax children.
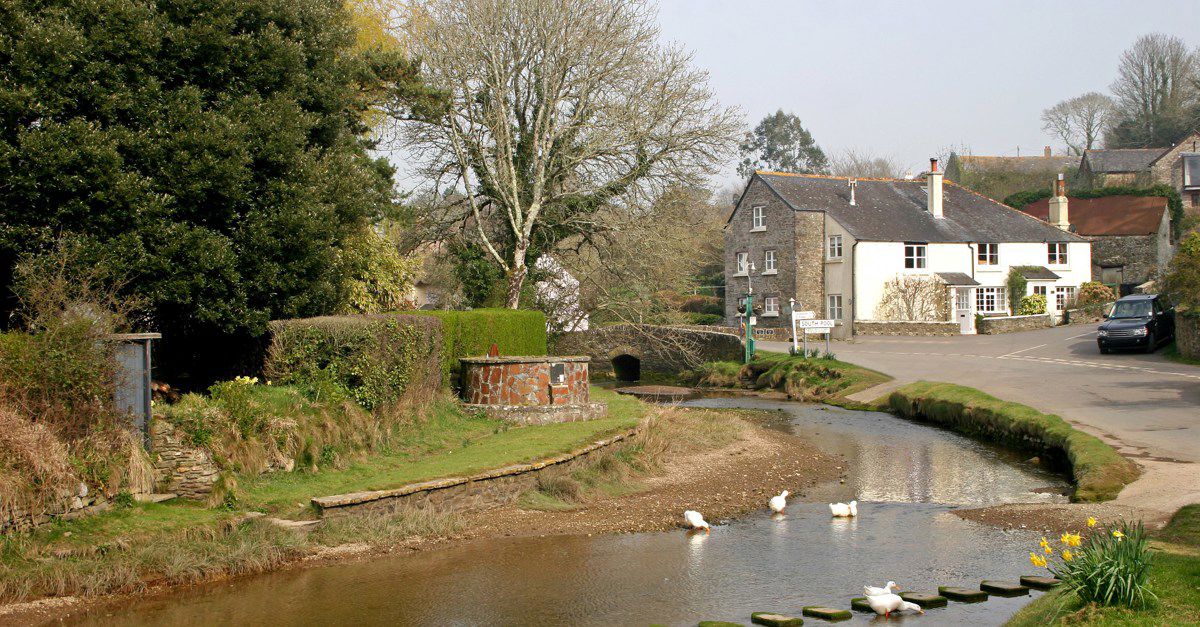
<box><xmin>954</xmin><ymin>502</ymin><xmax>1172</xmax><ymax>535</ymax></box>
<box><xmin>1005</xmin><ymin>504</ymin><xmax>1200</xmax><ymax>626</ymax></box>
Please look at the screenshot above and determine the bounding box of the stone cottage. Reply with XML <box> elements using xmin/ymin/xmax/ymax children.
<box><xmin>1081</xmin><ymin>130</ymin><xmax>1200</xmax><ymax>221</ymax></box>
<box><xmin>724</xmin><ymin>161</ymin><xmax>1092</xmax><ymax>338</ymax></box>
<box><xmin>1021</xmin><ymin>191</ymin><xmax>1173</xmax><ymax>294</ymax></box>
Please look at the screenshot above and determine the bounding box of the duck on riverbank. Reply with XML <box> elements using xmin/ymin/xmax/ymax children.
<box><xmin>684</xmin><ymin>510</ymin><xmax>710</xmax><ymax>533</ymax></box>
<box><xmin>829</xmin><ymin>501</ymin><xmax>857</xmax><ymax>517</ymax></box>
<box><xmin>864</xmin><ymin>581</ymin><xmax>900</xmax><ymax>596</ymax></box>
<box><xmin>768</xmin><ymin>491</ymin><xmax>788</xmax><ymax>514</ymax></box>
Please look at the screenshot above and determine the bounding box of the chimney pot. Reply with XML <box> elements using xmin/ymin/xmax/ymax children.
<box><xmin>926</xmin><ymin>158</ymin><xmax>944</xmax><ymax>218</ymax></box>
<box><xmin>929</xmin><ymin>157</ymin><xmax>939</xmax><ymax>172</ymax></box>
<box><xmin>1049</xmin><ymin>175</ymin><xmax>1069</xmax><ymax>231</ymax></box>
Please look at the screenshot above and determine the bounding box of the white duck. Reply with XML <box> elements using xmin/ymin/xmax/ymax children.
<box><xmin>829</xmin><ymin>500</ymin><xmax>858</xmax><ymax>517</ymax></box>
<box><xmin>866</xmin><ymin>593</ymin><xmax>923</xmax><ymax>617</ymax></box>
<box><xmin>768</xmin><ymin>490</ymin><xmax>789</xmax><ymax>514</ymax></box>
<box><xmin>683</xmin><ymin>510</ymin><xmax>710</xmax><ymax>533</ymax></box>
<box><xmin>864</xmin><ymin>581</ymin><xmax>900</xmax><ymax>596</ymax></box>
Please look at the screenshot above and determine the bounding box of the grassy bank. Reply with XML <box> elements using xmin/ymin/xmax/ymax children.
<box><xmin>0</xmin><ymin>387</ymin><xmax>644</xmax><ymax>605</ymax></box>
<box><xmin>886</xmin><ymin>382</ymin><xmax>1139</xmax><ymax>502</ymax></box>
<box><xmin>694</xmin><ymin>350</ymin><xmax>890</xmax><ymax>402</ymax></box>
<box><xmin>1006</xmin><ymin>505</ymin><xmax>1200</xmax><ymax>626</ymax></box>
<box><xmin>1164</xmin><ymin>342</ymin><xmax>1200</xmax><ymax>367</ymax></box>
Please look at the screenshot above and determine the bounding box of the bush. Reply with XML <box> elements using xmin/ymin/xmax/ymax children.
<box><xmin>265</xmin><ymin>314</ymin><xmax>442</xmax><ymax>411</ymax></box>
<box><xmin>1017</xmin><ymin>293</ymin><xmax>1047</xmax><ymax>315</ymax></box>
<box><xmin>1050</xmin><ymin>520</ymin><xmax>1156</xmax><ymax>609</ymax></box>
<box><xmin>678</xmin><ymin>295</ymin><xmax>723</xmax><ymax>315</ymax></box>
<box><xmin>1076</xmin><ymin>281</ymin><xmax>1117</xmax><ymax>309</ymax></box>
<box><xmin>407</xmin><ymin>309</ymin><xmax>548</xmax><ymax>385</ymax></box>
<box><xmin>1007</xmin><ymin>268</ymin><xmax>1029</xmax><ymax>314</ymax></box>
<box><xmin>687</xmin><ymin>312</ymin><xmax>723</xmax><ymax>325</ymax></box>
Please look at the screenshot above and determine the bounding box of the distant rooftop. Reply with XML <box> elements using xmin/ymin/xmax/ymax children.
<box><xmin>1081</xmin><ymin>148</ymin><xmax>1165</xmax><ymax>174</ymax></box>
<box><xmin>1021</xmin><ymin>195</ymin><xmax>1168</xmax><ymax>236</ymax></box>
<box><xmin>953</xmin><ymin>153</ymin><xmax>1080</xmax><ymax>175</ymax></box>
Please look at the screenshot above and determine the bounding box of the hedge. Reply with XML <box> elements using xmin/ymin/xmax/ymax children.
<box><xmin>406</xmin><ymin>309</ymin><xmax>548</xmax><ymax>385</ymax></box>
<box><xmin>887</xmin><ymin>382</ymin><xmax>1140</xmax><ymax>502</ymax></box>
<box><xmin>265</xmin><ymin>315</ymin><xmax>442</xmax><ymax>411</ymax></box>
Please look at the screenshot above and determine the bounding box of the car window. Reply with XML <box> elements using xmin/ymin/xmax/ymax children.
<box><xmin>1110</xmin><ymin>300</ymin><xmax>1153</xmax><ymax>318</ymax></box>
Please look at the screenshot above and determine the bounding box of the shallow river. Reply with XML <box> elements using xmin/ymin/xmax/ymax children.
<box><xmin>75</xmin><ymin>400</ymin><xmax>1069</xmax><ymax>626</ymax></box>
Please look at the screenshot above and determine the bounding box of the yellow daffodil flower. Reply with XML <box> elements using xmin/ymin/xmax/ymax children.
<box><xmin>1029</xmin><ymin>552</ymin><xmax>1047</xmax><ymax>568</ymax></box>
<box><xmin>1062</xmin><ymin>549</ymin><xmax>1073</xmax><ymax>562</ymax></box>
<box><xmin>1060</xmin><ymin>532</ymin><xmax>1082</xmax><ymax>547</ymax></box>
<box><xmin>1039</xmin><ymin>537</ymin><xmax>1050</xmax><ymax>549</ymax></box>
<box><xmin>1087</xmin><ymin>517</ymin><xmax>1098</xmax><ymax>528</ymax></box>
<box><xmin>1112</xmin><ymin>530</ymin><xmax>1125</xmax><ymax>540</ymax></box>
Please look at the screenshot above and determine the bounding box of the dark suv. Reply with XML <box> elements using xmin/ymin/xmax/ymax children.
<box><xmin>1097</xmin><ymin>294</ymin><xmax>1175</xmax><ymax>354</ymax></box>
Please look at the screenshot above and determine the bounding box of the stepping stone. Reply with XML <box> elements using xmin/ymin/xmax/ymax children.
<box><xmin>850</xmin><ymin>597</ymin><xmax>873</xmax><ymax>612</ymax></box>
<box><xmin>801</xmin><ymin>606</ymin><xmax>852</xmax><ymax>621</ymax></box>
<box><xmin>899</xmin><ymin>592</ymin><xmax>948</xmax><ymax>608</ymax></box>
<box><xmin>938</xmin><ymin>586</ymin><xmax>989</xmax><ymax>602</ymax></box>
<box><xmin>980</xmin><ymin>580</ymin><xmax>1030</xmax><ymax>597</ymax></box>
<box><xmin>133</xmin><ymin>493</ymin><xmax>177</xmax><ymax>503</ymax></box>
<box><xmin>1020</xmin><ymin>575</ymin><xmax>1062</xmax><ymax>590</ymax></box>
<box><xmin>751</xmin><ymin>612</ymin><xmax>803</xmax><ymax>626</ymax></box>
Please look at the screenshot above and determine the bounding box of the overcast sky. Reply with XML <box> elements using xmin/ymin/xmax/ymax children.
<box><xmin>655</xmin><ymin>0</ymin><xmax>1200</xmax><ymax>181</ymax></box>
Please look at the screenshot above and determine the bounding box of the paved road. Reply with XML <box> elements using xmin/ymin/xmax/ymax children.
<box><xmin>761</xmin><ymin>324</ymin><xmax>1200</xmax><ymax>512</ymax></box>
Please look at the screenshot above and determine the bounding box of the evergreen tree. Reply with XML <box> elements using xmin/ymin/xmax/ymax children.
<box><xmin>737</xmin><ymin>110</ymin><xmax>829</xmax><ymax>177</ymax></box>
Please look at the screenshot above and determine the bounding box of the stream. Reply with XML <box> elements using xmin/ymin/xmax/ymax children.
<box><xmin>72</xmin><ymin>399</ymin><xmax>1069</xmax><ymax>626</ymax></box>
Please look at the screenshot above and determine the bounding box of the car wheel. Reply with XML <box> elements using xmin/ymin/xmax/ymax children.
<box><xmin>1099</xmin><ymin>346</ymin><xmax>1110</xmax><ymax>355</ymax></box>
<box><xmin>1144</xmin><ymin>332</ymin><xmax>1156</xmax><ymax>353</ymax></box>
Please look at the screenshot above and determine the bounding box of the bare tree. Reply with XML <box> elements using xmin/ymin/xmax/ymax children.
<box><xmin>829</xmin><ymin>149</ymin><xmax>905</xmax><ymax>178</ymax></box>
<box><xmin>875</xmin><ymin>275</ymin><xmax>948</xmax><ymax>321</ymax></box>
<box><xmin>1041</xmin><ymin>92</ymin><xmax>1114</xmax><ymax>155</ymax></box>
<box><xmin>389</xmin><ymin>0</ymin><xmax>742</xmax><ymax>308</ymax></box>
<box><xmin>1108</xmin><ymin>33</ymin><xmax>1199</xmax><ymax>147</ymax></box>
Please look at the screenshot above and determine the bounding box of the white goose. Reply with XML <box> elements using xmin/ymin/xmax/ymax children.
<box><xmin>829</xmin><ymin>500</ymin><xmax>858</xmax><ymax>517</ymax></box>
<box><xmin>683</xmin><ymin>510</ymin><xmax>710</xmax><ymax>533</ymax></box>
<box><xmin>866</xmin><ymin>593</ymin><xmax>923</xmax><ymax>617</ymax></box>
<box><xmin>768</xmin><ymin>490</ymin><xmax>789</xmax><ymax>514</ymax></box>
<box><xmin>864</xmin><ymin>581</ymin><xmax>900</xmax><ymax>596</ymax></box>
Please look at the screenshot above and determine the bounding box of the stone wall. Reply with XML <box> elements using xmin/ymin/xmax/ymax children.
<box><xmin>461</xmin><ymin>356</ymin><xmax>590</xmax><ymax>406</ymax></box>
<box><xmin>1090</xmin><ymin>234</ymin><xmax>1162</xmax><ymax>288</ymax></box>
<box><xmin>1</xmin><ymin>485</ymin><xmax>112</xmax><ymax>534</ymax></box>
<box><xmin>150</xmin><ymin>418</ymin><xmax>220</xmax><ymax>500</ymax></box>
<box><xmin>313</xmin><ymin>427</ymin><xmax>638</xmax><ymax>518</ymax></box>
<box><xmin>553</xmin><ymin>324</ymin><xmax>744</xmax><ymax>376</ymax></box>
<box><xmin>752</xmin><ymin>326</ymin><xmax>792</xmax><ymax>342</ymax></box>
<box><xmin>459</xmin><ymin>402</ymin><xmax>607</xmax><ymax>426</ymax></box>
<box><xmin>854</xmin><ymin>320</ymin><xmax>960</xmax><ymax>336</ymax></box>
<box><xmin>977</xmin><ymin>314</ymin><xmax>1054</xmax><ymax>335</ymax></box>
<box><xmin>1177</xmin><ymin>314</ymin><xmax>1200</xmax><ymax>360</ymax></box>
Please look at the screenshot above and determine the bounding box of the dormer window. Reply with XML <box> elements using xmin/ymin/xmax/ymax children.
<box><xmin>751</xmin><ymin>205</ymin><xmax>766</xmax><ymax>231</ymax></box>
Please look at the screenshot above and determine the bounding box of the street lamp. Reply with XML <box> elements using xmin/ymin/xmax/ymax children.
<box><xmin>743</xmin><ymin>262</ymin><xmax>757</xmax><ymax>363</ymax></box>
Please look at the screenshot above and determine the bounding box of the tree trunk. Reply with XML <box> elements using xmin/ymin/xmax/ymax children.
<box><xmin>505</xmin><ymin>263</ymin><xmax>527</xmax><ymax>309</ymax></box>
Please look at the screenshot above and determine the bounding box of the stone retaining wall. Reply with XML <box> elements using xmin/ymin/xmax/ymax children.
<box><xmin>460</xmin><ymin>402</ymin><xmax>607</xmax><ymax>425</ymax></box>
<box><xmin>977</xmin><ymin>314</ymin><xmax>1054</xmax><ymax>335</ymax></box>
<box><xmin>1177</xmin><ymin>314</ymin><xmax>1200</xmax><ymax>360</ymax></box>
<box><xmin>553</xmin><ymin>324</ymin><xmax>743</xmax><ymax>375</ymax></box>
<box><xmin>854</xmin><ymin>320</ymin><xmax>960</xmax><ymax>336</ymax></box>
<box><xmin>150</xmin><ymin>419</ymin><xmax>220</xmax><ymax>499</ymax></box>
<box><xmin>1</xmin><ymin>487</ymin><xmax>112</xmax><ymax>534</ymax></box>
<box><xmin>313</xmin><ymin>427</ymin><xmax>639</xmax><ymax>518</ymax></box>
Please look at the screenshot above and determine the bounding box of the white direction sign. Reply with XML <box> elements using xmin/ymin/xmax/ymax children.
<box><xmin>792</xmin><ymin>310</ymin><xmax>815</xmax><ymax>321</ymax></box>
<box><xmin>794</xmin><ymin>319</ymin><xmax>834</xmax><ymax>329</ymax></box>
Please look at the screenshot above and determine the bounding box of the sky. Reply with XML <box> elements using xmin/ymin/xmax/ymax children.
<box><xmin>654</xmin><ymin>0</ymin><xmax>1200</xmax><ymax>182</ymax></box>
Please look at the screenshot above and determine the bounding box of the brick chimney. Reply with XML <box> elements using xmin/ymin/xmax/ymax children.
<box><xmin>1044</xmin><ymin>146</ymin><xmax>1052</xmax><ymax>158</ymax></box>
<box><xmin>927</xmin><ymin>158</ymin><xmax>943</xmax><ymax>218</ymax></box>
<box><xmin>1048</xmin><ymin>174</ymin><xmax>1069</xmax><ymax>231</ymax></box>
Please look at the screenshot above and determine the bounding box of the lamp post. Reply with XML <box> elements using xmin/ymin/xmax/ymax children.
<box><xmin>743</xmin><ymin>262</ymin><xmax>756</xmax><ymax>364</ymax></box>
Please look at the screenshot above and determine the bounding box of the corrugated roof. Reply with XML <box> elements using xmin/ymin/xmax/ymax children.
<box><xmin>1081</xmin><ymin>148</ymin><xmax>1164</xmax><ymax>173</ymax></box>
<box><xmin>1018</xmin><ymin>266</ymin><xmax>1061</xmax><ymax>281</ymax></box>
<box><xmin>956</xmin><ymin>154</ymin><xmax>1080</xmax><ymax>175</ymax></box>
<box><xmin>756</xmin><ymin>172</ymin><xmax>1085</xmax><ymax>243</ymax></box>
<box><xmin>935</xmin><ymin>272</ymin><xmax>980</xmax><ymax>286</ymax></box>
<box><xmin>1021</xmin><ymin>195</ymin><xmax>1168</xmax><ymax>236</ymax></box>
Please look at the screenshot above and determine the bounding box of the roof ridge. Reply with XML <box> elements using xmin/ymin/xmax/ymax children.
<box><xmin>755</xmin><ymin>170</ymin><xmax>915</xmax><ymax>183</ymax></box>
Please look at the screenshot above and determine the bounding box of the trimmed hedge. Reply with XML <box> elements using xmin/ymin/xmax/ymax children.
<box><xmin>887</xmin><ymin>381</ymin><xmax>1140</xmax><ymax>502</ymax></box>
<box><xmin>265</xmin><ymin>315</ymin><xmax>442</xmax><ymax>411</ymax></box>
<box><xmin>406</xmin><ymin>309</ymin><xmax>548</xmax><ymax>384</ymax></box>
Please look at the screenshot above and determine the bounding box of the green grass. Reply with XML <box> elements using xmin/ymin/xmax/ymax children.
<box><xmin>1163</xmin><ymin>341</ymin><xmax>1200</xmax><ymax>367</ymax></box>
<box><xmin>693</xmin><ymin>350</ymin><xmax>890</xmax><ymax>401</ymax></box>
<box><xmin>886</xmin><ymin>382</ymin><xmax>1139</xmax><ymax>502</ymax></box>
<box><xmin>1006</xmin><ymin>505</ymin><xmax>1200</xmax><ymax>626</ymax></box>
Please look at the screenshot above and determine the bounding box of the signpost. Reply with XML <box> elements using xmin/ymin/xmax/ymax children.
<box><xmin>792</xmin><ymin>313</ymin><xmax>833</xmax><ymax>357</ymax></box>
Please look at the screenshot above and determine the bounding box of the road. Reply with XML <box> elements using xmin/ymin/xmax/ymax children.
<box><xmin>761</xmin><ymin>324</ymin><xmax>1200</xmax><ymax>513</ymax></box>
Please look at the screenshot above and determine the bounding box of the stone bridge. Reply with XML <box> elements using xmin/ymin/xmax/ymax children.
<box><xmin>552</xmin><ymin>324</ymin><xmax>744</xmax><ymax>382</ymax></box>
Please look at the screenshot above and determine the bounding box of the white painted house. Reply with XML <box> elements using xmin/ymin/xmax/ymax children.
<box><xmin>724</xmin><ymin>160</ymin><xmax>1092</xmax><ymax>337</ymax></box>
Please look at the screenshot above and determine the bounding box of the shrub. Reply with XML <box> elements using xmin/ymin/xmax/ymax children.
<box><xmin>407</xmin><ymin>309</ymin><xmax>548</xmax><ymax>385</ymax></box>
<box><xmin>1163</xmin><ymin>232</ymin><xmax>1200</xmax><ymax>312</ymax></box>
<box><xmin>1076</xmin><ymin>281</ymin><xmax>1117</xmax><ymax>309</ymax></box>
<box><xmin>687</xmin><ymin>312</ymin><xmax>723</xmax><ymax>325</ymax></box>
<box><xmin>678</xmin><ymin>295</ymin><xmax>723</xmax><ymax>315</ymax></box>
<box><xmin>265</xmin><ymin>314</ymin><xmax>442</xmax><ymax>410</ymax></box>
<box><xmin>1007</xmin><ymin>268</ymin><xmax>1029</xmax><ymax>314</ymax></box>
<box><xmin>1049</xmin><ymin>520</ymin><xmax>1156</xmax><ymax>609</ymax></box>
<box><xmin>1017</xmin><ymin>293</ymin><xmax>1047</xmax><ymax>315</ymax></box>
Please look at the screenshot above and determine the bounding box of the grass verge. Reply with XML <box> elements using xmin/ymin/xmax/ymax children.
<box><xmin>1163</xmin><ymin>341</ymin><xmax>1200</xmax><ymax>367</ymax></box>
<box><xmin>692</xmin><ymin>350</ymin><xmax>890</xmax><ymax>402</ymax></box>
<box><xmin>1006</xmin><ymin>505</ymin><xmax>1200</xmax><ymax>626</ymax></box>
<box><xmin>886</xmin><ymin>382</ymin><xmax>1139</xmax><ymax>502</ymax></box>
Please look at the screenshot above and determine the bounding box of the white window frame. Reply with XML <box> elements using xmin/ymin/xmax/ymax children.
<box><xmin>826</xmin><ymin>235</ymin><xmax>843</xmax><ymax>260</ymax></box>
<box><xmin>763</xmin><ymin>296</ymin><xmax>780</xmax><ymax>316</ymax></box>
<box><xmin>751</xmin><ymin>205</ymin><xmax>766</xmax><ymax>231</ymax></box>
<box><xmin>1031</xmin><ymin>285</ymin><xmax>1048</xmax><ymax>297</ymax></box>
<box><xmin>904</xmin><ymin>242</ymin><xmax>927</xmax><ymax>269</ymax></box>
<box><xmin>736</xmin><ymin>252</ymin><xmax>748</xmax><ymax>276</ymax></box>
<box><xmin>1048</xmin><ymin>242</ymin><xmax>1068</xmax><ymax>266</ymax></box>
<box><xmin>975</xmin><ymin>286</ymin><xmax>1008</xmax><ymax>314</ymax></box>
<box><xmin>1183</xmin><ymin>153</ymin><xmax>1200</xmax><ymax>189</ymax></box>
<box><xmin>763</xmin><ymin>249</ymin><xmax>777</xmax><ymax>273</ymax></box>
<box><xmin>1055</xmin><ymin>286</ymin><xmax>1076</xmax><ymax>311</ymax></box>
<box><xmin>827</xmin><ymin>294</ymin><xmax>843</xmax><ymax>321</ymax></box>
<box><xmin>977</xmin><ymin>243</ymin><xmax>998</xmax><ymax>266</ymax></box>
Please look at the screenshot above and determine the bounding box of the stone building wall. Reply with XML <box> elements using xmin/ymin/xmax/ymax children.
<box><xmin>854</xmin><ymin>321</ymin><xmax>960</xmax><ymax>336</ymax></box>
<box><xmin>725</xmin><ymin>178</ymin><xmax>802</xmax><ymax>328</ymax></box>
<box><xmin>1177</xmin><ymin>314</ymin><xmax>1200</xmax><ymax>360</ymax></box>
<box><xmin>977</xmin><ymin>314</ymin><xmax>1054</xmax><ymax>335</ymax></box>
<box><xmin>1090</xmin><ymin>234</ymin><xmax>1163</xmax><ymax>288</ymax></box>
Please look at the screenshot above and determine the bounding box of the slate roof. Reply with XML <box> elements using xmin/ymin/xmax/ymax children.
<box><xmin>1018</xmin><ymin>266</ymin><xmax>1061</xmax><ymax>281</ymax></box>
<box><xmin>934</xmin><ymin>272</ymin><xmax>980</xmax><ymax>286</ymax></box>
<box><xmin>1021</xmin><ymin>195</ymin><xmax>1168</xmax><ymax>236</ymax></box>
<box><xmin>753</xmin><ymin>172</ymin><xmax>1085</xmax><ymax>244</ymax></box>
<box><xmin>1081</xmin><ymin>148</ymin><xmax>1164</xmax><ymax>173</ymax></box>
<box><xmin>955</xmin><ymin>154</ymin><xmax>1080</xmax><ymax>175</ymax></box>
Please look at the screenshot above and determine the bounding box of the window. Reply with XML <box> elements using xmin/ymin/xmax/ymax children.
<box><xmin>904</xmin><ymin>242</ymin><xmax>927</xmax><ymax>269</ymax></box>
<box><xmin>1183</xmin><ymin>154</ymin><xmax>1200</xmax><ymax>189</ymax></box>
<box><xmin>764</xmin><ymin>296</ymin><xmax>779</xmax><ymax>315</ymax></box>
<box><xmin>827</xmin><ymin>235</ymin><xmax>843</xmax><ymax>259</ymax></box>
<box><xmin>977</xmin><ymin>243</ymin><xmax>998</xmax><ymax>266</ymax></box>
<box><xmin>1055</xmin><ymin>286</ymin><xmax>1076</xmax><ymax>311</ymax></box>
<box><xmin>975</xmin><ymin>286</ymin><xmax>1008</xmax><ymax>314</ymax></box>
<box><xmin>764</xmin><ymin>250</ymin><xmax>777</xmax><ymax>272</ymax></box>
<box><xmin>1048</xmin><ymin>242</ymin><xmax>1068</xmax><ymax>265</ymax></box>
<box><xmin>752</xmin><ymin>206</ymin><xmax>766</xmax><ymax>230</ymax></box>
<box><xmin>1032</xmin><ymin>285</ymin><xmax>1048</xmax><ymax>297</ymax></box>
<box><xmin>827</xmin><ymin>294</ymin><xmax>843</xmax><ymax>321</ymax></box>
<box><xmin>736</xmin><ymin>252</ymin><xmax>748</xmax><ymax>275</ymax></box>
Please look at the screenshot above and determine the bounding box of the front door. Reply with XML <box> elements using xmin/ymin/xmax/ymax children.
<box><xmin>955</xmin><ymin>288</ymin><xmax>973</xmax><ymax>334</ymax></box>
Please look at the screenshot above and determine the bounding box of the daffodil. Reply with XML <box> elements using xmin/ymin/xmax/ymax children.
<box><xmin>1039</xmin><ymin>537</ymin><xmax>1050</xmax><ymax>550</ymax></box>
<box><xmin>1029</xmin><ymin>552</ymin><xmax>1047</xmax><ymax>568</ymax></box>
<box><xmin>1087</xmin><ymin>516</ymin><xmax>1098</xmax><ymax>528</ymax></box>
<box><xmin>1062</xmin><ymin>549</ymin><xmax>1073</xmax><ymax>562</ymax></box>
<box><xmin>1112</xmin><ymin>530</ymin><xmax>1125</xmax><ymax>540</ymax></box>
<box><xmin>1060</xmin><ymin>532</ymin><xmax>1082</xmax><ymax>547</ymax></box>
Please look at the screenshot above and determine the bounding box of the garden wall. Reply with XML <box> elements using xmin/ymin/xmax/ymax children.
<box><xmin>150</xmin><ymin>419</ymin><xmax>220</xmax><ymax>499</ymax></box>
<box><xmin>1177</xmin><ymin>314</ymin><xmax>1200</xmax><ymax>359</ymax></box>
<box><xmin>977</xmin><ymin>314</ymin><xmax>1053</xmax><ymax>335</ymax></box>
<box><xmin>854</xmin><ymin>320</ymin><xmax>959</xmax><ymax>336</ymax></box>
<box><xmin>553</xmin><ymin>324</ymin><xmax>743</xmax><ymax>377</ymax></box>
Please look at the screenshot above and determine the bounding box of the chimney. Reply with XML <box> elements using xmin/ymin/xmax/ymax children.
<box><xmin>1044</xmin><ymin>146</ymin><xmax>1052</xmax><ymax>158</ymax></box>
<box><xmin>1048</xmin><ymin>173</ymin><xmax>1070</xmax><ymax>231</ymax></box>
<box><xmin>848</xmin><ymin>178</ymin><xmax>857</xmax><ymax>206</ymax></box>
<box><xmin>927</xmin><ymin>158</ymin><xmax>943</xmax><ymax>218</ymax></box>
